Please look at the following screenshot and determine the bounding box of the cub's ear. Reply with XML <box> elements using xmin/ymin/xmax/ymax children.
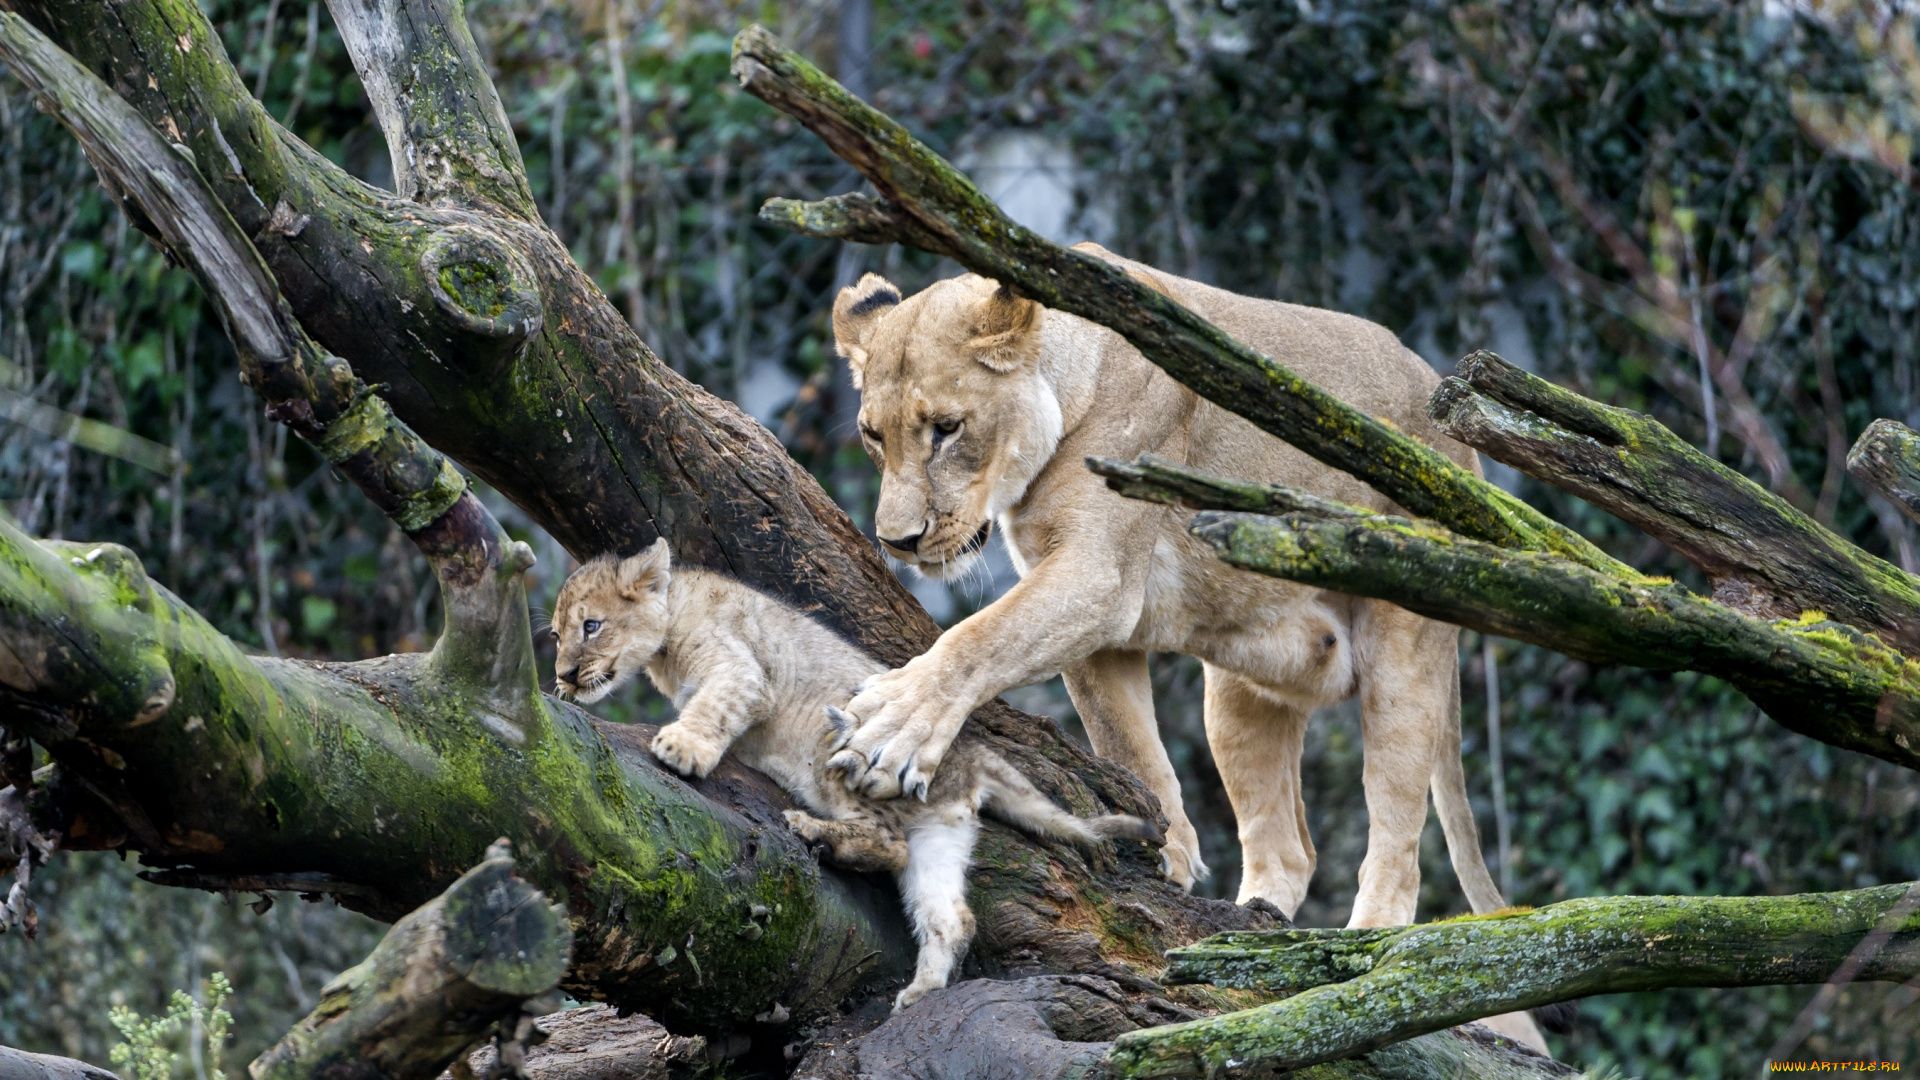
<box><xmin>832</xmin><ymin>274</ymin><xmax>902</xmax><ymax>390</ymax></box>
<box><xmin>616</xmin><ymin>537</ymin><xmax>672</xmax><ymax>601</ymax></box>
<box><xmin>967</xmin><ymin>283</ymin><xmax>1041</xmax><ymax>373</ymax></box>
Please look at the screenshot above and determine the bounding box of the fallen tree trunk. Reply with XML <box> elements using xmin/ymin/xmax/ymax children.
<box><xmin>1850</xmin><ymin>419</ymin><xmax>1920</xmax><ymax>527</ymax></box>
<box><xmin>251</xmin><ymin>842</ymin><xmax>572</xmax><ymax>1080</ymax></box>
<box><xmin>1108</xmin><ymin>882</ymin><xmax>1920</xmax><ymax>1076</ymax></box>
<box><xmin>0</xmin><ymin>1049</ymin><xmax>119</xmax><ymax>1080</ymax></box>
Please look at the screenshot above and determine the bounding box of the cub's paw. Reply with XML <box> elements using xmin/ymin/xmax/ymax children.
<box><xmin>649</xmin><ymin>723</ymin><xmax>727</xmax><ymax>778</ymax></box>
<box><xmin>892</xmin><ymin>978</ymin><xmax>941</xmax><ymax>1013</ymax></box>
<box><xmin>782</xmin><ymin>809</ymin><xmax>829</xmax><ymax>842</ymax></box>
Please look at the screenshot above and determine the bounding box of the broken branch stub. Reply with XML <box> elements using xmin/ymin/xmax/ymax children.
<box><xmin>249</xmin><ymin>843</ymin><xmax>572</xmax><ymax>1080</ymax></box>
<box><xmin>1849</xmin><ymin>419</ymin><xmax>1920</xmax><ymax>527</ymax></box>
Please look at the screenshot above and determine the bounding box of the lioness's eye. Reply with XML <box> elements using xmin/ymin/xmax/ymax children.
<box><xmin>932</xmin><ymin>419</ymin><xmax>961</xmax><ymax>441</ymax></box>
<box><xmin>583</xmin><ymin>619</ymin><xmax>602</xmax><ymax>635</ymax></box>
<box><xmin>860</xmin><ymin>425</ymin><xmax>883</xmax><ymax>446</ymax></box>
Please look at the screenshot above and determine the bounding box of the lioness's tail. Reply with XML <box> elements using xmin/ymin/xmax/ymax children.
<box><xmin>977</xmin><ymin>754</ymin><xmax>1164</xmax><ymax>848</ymax></box>
<box><xmin>1434</xmin><ymin>661</ymin><xmax>1505</xmax><ymax>915</ymax></box>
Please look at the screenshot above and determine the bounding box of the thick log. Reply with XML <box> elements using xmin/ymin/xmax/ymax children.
<box><xmin>1109</xmin><ymin>883</ymin><xmax>1920</xmax><ymax>1077</ymax></box>
<box><xmin>1182</xmin><ymin>509</ymin><xmax>1920</xmax><ymax>770</ymax></box>
<box><xmin>1849</xmin><ymin>419</ymin><xmax>1920</xmax><ymax>526</ymax></box>
<box><xmin>250</xmin><ymin>842</ymin><xmax>571</xmax><ymax>1080</ymax></box>
<box><xmin>1431</xmin><ymin>351</ymin><xmax>1920</xmax><ymax>651</ymax></box>
<box><xmin>731</xmin><ymin>26</ymin><xmax>1624</xmax><ymax>577</ymax></box>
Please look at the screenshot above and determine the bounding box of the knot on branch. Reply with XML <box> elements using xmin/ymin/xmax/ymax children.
<box><xmin>420</xmin><ymin>227</ymin><xmax>543</xmax><ymax>354</ymax></box>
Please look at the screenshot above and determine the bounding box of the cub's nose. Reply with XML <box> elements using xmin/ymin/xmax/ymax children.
<box><xmin>880</xmin><ymin>529</ymin><xmax>924</xmax><ymax>553</ymax></box>
<box><xmin>558</xmin><ymin>667</ymin><xmax>580</xmax><ymax>686</ymax></box>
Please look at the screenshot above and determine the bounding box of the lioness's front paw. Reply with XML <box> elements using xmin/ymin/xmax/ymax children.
<box><xmin>829</xmin><ymin>664</ymin><xmax>963</xmax><ymax>801</ymax></box>
<box><xmin>649</xmin><ymin>723</ymin><xmax>727</xmax><ymax>778</ymax></box>
<box><xmin>892</xmin><ymin>978</ymin><xmax>941</xmax><ymax>1013</ymax></box>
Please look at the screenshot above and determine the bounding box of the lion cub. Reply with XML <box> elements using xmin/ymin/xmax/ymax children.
<box><xmin>551</xmin><ymin>539</ymin><xmax>1161</xmax><ymax>1010</ymax></box>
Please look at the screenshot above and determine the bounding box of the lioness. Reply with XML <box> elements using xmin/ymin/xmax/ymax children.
<box><xmin>550</xmin><ymin>539</ymin><xmax>1160</xmax><ymax>1010</ymax></box>
<box><xmin>828</xmin><ymin>244</ymin><xmax>1502</xmax><ymax>930</ymax></box>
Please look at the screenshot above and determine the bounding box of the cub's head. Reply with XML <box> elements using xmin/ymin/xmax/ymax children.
<box><xmin>834</xmin><ymin>272</ymin><xmax>1063</xmax><ymax>580</ymax></box>
<box><xmin>551</xmin><ymin>538</ymin><xmax>672</xmax><ymax>703</ymax></box>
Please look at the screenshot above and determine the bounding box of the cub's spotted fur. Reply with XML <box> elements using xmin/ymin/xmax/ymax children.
<box><xmin>551</xmin><ymin>540</ymin><xmax>1161</xmax><ymax>1010</ymax></box>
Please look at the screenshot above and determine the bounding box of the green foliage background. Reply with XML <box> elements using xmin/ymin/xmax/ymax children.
<box><xmin>1</xmin><ymin>0</ymin><xmax>1918</xmax><ymax>1074</ymax></box>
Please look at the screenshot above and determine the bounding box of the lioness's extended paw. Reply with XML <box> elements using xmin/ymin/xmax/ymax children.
<box><xmin>649</xmin><ymin>723</ymin><xmax>728</xmax><ymax>778</ymax></box>
<box><xmin>892</xmin><ymin>978</ymin><xmax>941</xmax><ymax>1013</ymax></box>
<box><xmin>830</xmin><ymin>664</ymin><xmax>964</xmax><ymax>801</ymax></box>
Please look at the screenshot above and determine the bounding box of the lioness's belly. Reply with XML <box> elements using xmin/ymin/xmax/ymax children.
<box><xmin>1126</xmin><ymin>534</ymin><xmax>1357</xmax><ymax>707</ymax></box>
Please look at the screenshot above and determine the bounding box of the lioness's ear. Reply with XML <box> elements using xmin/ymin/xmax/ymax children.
<box><xmin>967</xmin><ymin>284</ymin><xmax>1041</xmax><ymax>373</ymax></box>
<box><xmin>616</xmin><ymin>537</ymin><xmax>672</xmax><ymax>601</ymax></box>
<box><xmin>832</xmin><ymin>274</ymin><xmax>901</xmax><ymax>390</ymax></box>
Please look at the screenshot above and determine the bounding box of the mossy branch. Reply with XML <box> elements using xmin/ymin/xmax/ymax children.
<box><xmin>0</xmin><ymin>517</ymin><xmax>914</xmax><ymax>1031</ymax></box>
<box><xmin>1107</xmin><ymin>882</ymin><xmax>1920</xmax><ymax>1076</ymax></box>
<box><xmin>250</xmin><ymin>842</ymin><xmax>571</xmax><ymax>1080</ymax></box>
<box><xmin>1849</xmin><ymin>419</ymin><xmax>1920</xmax><ymax>527</ymax></box>
<box><xmin>732</xmin><ymin>25</ymin><xmax>1622</xmax><ymax>576</ymax></box>
<box><xmin>1186</xmin><ymin>510</ymin><xmax>1920</xmax><ymax>771</ymax></box>
<box><xmin>1432</xmin><ymin>351</ymin><xmax>1920</xmax><ymax>653</ymax></box>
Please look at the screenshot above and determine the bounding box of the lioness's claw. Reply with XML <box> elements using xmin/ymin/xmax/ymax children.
<box><xmin>904</xmin><ymin>770</ymin><xmax>929</xmax><ymax>802</ymax></box>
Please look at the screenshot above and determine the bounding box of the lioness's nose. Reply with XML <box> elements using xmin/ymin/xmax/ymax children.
<box><xmin>880</xmin><ymin>529</ymin><xmax>924</xmax><ymax>553</ymax></box>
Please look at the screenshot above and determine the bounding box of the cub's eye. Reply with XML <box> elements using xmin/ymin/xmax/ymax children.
<box><xmin>860</xmin><ymin>425</ymin><xmax>883</xmax><ymax>446</ymax></box>
<box><xmin>583</xmin><ymin>619</ymin><xmax>603</xmax><ymax>635</ymax></box>
<box><xmin>931</xmin><ymin>419</ymin><xmax>961</xmax><ymax>442</ymax></box>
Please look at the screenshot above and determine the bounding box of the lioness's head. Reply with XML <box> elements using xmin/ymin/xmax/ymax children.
<box><xmin>833</xmin><ymin>272</ymin><xmax>1062</xmax><ymax>580</ymax></box>
<box><xmin>551</xmin><ymin>538</ymin><xmax>672</xmax><ymax>703</ymax></box>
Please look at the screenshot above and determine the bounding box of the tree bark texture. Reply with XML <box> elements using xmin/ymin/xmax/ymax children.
<box><xmin>1109</xmin><ymin>882</ymin><xmax>1920</xmax><ymax>1076</ymax></box>
<box><xmin>250</xmin><ymin>843</ymin><xmax>571</xmax><ymax>1080</ymax></box>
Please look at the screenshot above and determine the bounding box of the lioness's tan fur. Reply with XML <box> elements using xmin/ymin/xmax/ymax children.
<box><xmin>828</xmin><ymin>243</ymin><xmax>1502</xmax><ymax>921</ymax></box>
<box><xmin>550</xmin><ymin>540</ymin><xmax>1160</xmax><ymax>1010</ymax></box>
<box><xmin>827</xmin><ymin>246</ymin><xmax>1550</xmax><ymax>1047</ymax></box>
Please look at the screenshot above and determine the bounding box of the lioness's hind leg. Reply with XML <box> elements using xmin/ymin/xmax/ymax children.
<box><xmin>1064</xmin><ymin>649</ymin><xmax>1207</xmax><ymax>889</ymax></box>
<box><xmin>1203</xmin><ymin>664</ymin><xmax>1315</xmax><ymax>916</ymax></box>
<box><xmin>782</xmin><ymin>810</ymin><xmax>909</xmax><ymax>873</ymax></box>
<box><xmin>1350</xmin><ymin>603</ymin><xmax>1453</xmax><ymax>928</ymax></box>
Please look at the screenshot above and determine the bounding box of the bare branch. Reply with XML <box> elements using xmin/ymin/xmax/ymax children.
<box><xmin>1849</xmin><ymin>419</ymin><xmax>1920</xmax><ymax>526</ymax></box>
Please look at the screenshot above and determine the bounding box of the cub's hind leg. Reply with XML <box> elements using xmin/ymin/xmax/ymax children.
<box><xmin>782</xmin><ymin>810</ymin><xmax>909</xmax><ymax>873</ymax></box>
<box><xmin>892</xmin><ymin>813</ymin><xmax>981</xmax><ymax>1012</ymax></box>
